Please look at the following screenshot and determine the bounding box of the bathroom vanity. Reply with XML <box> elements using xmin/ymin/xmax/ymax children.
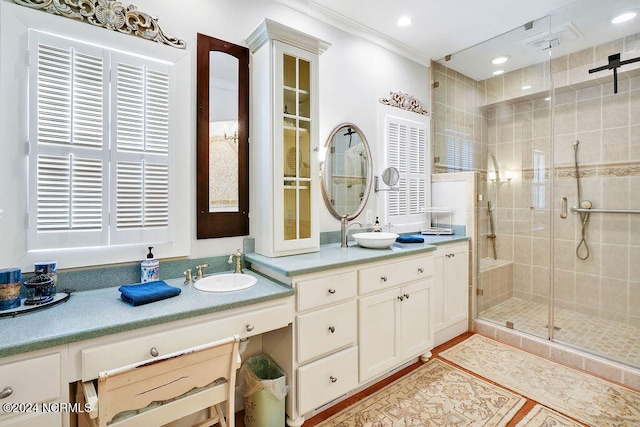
<box><xmin>0</xmin><ymin>274</ymin><xmax>294</xmax><ymax>427</ymax></box>
<box><xmin>247</xmin><ymin>237</ymin><xmax>469</xmax><ymax>426</ymax></box>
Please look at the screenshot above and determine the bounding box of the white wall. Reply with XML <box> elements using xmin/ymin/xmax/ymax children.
<box><xmin>0</xmin><ymin>0</ymin><xmax>429</xmax><ymax>271</ymax></box>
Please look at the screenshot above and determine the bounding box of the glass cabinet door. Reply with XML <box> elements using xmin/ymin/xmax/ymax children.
<box><xmin>282</xmin><ymin>53</ymin><xmax>312</xmax><ymax>241</ymax></box>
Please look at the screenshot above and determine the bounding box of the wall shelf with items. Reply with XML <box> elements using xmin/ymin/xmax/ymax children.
<box><xmin>421</xmin><ymin>207</ymin><xmax>454</xmax><ymax>235</ymax></box>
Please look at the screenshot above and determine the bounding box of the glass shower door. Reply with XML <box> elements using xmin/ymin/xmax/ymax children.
<box><xmin>549</xmin><ymin>0</ymin><xmax>640</xmax><ymax>367</ymax></box>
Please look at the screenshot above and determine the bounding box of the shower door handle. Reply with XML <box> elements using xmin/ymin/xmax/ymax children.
<box><xmin>560</xmin><ymin>196</ymin><xmax>568</xmax><ymax>219</ymax></box>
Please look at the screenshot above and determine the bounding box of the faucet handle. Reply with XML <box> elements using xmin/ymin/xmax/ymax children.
<box><xmin>195</xmin><ymin>264</ymin><xmax>209</xmax><ymax>279</ymax></box>
<box><xmin>183</xmin><ymin>268</ymin><xmax>193</xmax><ymax>284</ymax></box>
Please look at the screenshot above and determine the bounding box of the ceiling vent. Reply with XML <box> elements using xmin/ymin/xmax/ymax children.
<box><xmin>519</xmin><ymin>22</ymin><xmax>582</xmax><ymax>51</ymax></box>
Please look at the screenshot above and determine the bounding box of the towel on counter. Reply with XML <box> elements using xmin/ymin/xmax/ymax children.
<box><xmin>118</xmin><ymin>281</ymin><xmax>181</xmax><ymax>306</ymax></box>
<box><xmin>396</xmin><ymin>235</ymin><xmax>425</xmax><ymax>244</ymax></box>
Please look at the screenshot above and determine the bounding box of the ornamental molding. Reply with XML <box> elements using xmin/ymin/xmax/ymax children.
<box><xmin>379</xmin><ymin>91</ymin><xmax>428</xmax><ymax>115</ymax></box>
<box><xmin>13</xmin><ymin>0</ymin><xmax>186</xmax><ymax>49</ymax></box>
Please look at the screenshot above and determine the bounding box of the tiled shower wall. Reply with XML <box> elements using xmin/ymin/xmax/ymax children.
<box><xmin>433</xmin><ymin>33</ymin><xmax>640</xmax><ymax>328</ymax></box>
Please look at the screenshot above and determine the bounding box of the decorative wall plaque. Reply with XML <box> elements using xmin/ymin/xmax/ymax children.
<box><xmin>379</xmin><ymin>91</ymin><xmax>428</xmax><ymax>115</ymax></box>
<box><xmin>13</xmin><ymin>0</ymin><xmax>186</xmax><ymax>49</ymax></box>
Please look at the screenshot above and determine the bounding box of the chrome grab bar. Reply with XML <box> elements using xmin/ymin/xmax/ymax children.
<box><xmin>571</xmin><ymin>207</ymin><xmax>640</xmax><ymax>214</ymax></box>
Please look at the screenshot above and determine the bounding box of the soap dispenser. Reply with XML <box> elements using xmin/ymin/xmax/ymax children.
<box><xmin>141</xmin><ymin>247</ymin><xmax>159</xmax><ymax>283</ymax></box>
<box><xmin>372</xmin><ymin>217</ymin><xmax>382</xmax><ymax>232</ymax></box>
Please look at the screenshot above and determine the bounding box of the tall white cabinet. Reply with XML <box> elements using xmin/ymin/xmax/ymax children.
<box><xmin>247</xmin><ymin>19</ymin><xmax>330</xmax><ymax>257</ymax></box>
<box><xmin>432</xmin><ymin>241</ymin><xmax>469</xmax><ymax>346</ymax></box>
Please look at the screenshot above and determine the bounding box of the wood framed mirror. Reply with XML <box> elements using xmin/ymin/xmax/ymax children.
<box><xmin>197</xmin><ymin>33</ymin><xmax>249</xmax><ymax>238</ymax></box>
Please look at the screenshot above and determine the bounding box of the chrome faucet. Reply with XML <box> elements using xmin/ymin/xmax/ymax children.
<box><xmin>340</xmin><ymin>215</ymin><xmax>363</xmax><ymax>248</ymax></box>
<box><xmin>228</xmin><ymin>249</ymin><xmax>243</xmax><ymax>274</ymax></box>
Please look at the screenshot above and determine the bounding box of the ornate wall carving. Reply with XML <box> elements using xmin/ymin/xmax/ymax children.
<box><xmin>379</xmin><ymin>91</ymin><xmax>429</xmax><ymax>115</ymax></box>
<box><xmin>13</xmin><ymin>0</ymin><xmax>185</xmax><ymax>49</ymax></box>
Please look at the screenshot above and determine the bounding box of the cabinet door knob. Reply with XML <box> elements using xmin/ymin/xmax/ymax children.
<box><xmin>0</xmin><ymin>387</ymin><xmax>13</xmax><ymax>399</ymax></box>
<box><xmin>418</xmin><ymin>267</ymin><xmax>424</xmax><ymax>273</ymax></box>
<box><xmin>381</xmin><ymin>276</ymin><xmax>388</xmax><ymax>282</ymax></box>
<box><xmin>246</xmin><ymin>324</ymin><xmax>255</xmax><ymax>332</ymax></box>
<box><xmin>397</xmin><ymin>295</ymin><xmax>404</xmax><ymax>301</ymax></box>
<box><xmin>404</xmin><ymin>293</ymin><xmax>410</xmax><ymax>299</ymax></box>
<box><xmin>328</xmin><ymin>288</ymin><xmax>336</xmax><ymax>294</ymax></box>
<box><xmin>150</xmin><ymin>347</ymin><xmax>159</xmax><ymax>357</ymax></box>
<box><xmin>328</xmin><ymin>326</ymin><xmax>335</xmax><ymax>333</ymax></box>
<box><xmin>329</xmin><ymin>376</ymin><xmax>337</xmax><ymax>383</ymax></box>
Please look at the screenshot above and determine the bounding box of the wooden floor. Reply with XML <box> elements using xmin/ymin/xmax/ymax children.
<box><xmin>234</xmin><ymin>332</ymin><xmax>580</xmax><ymax>426</ymax></box>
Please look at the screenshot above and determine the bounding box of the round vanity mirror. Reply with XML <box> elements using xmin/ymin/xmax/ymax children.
<box><xmin>320</xmin><ymin>123</ymin><xmax>373</xmax><ymax>221</ymax></box>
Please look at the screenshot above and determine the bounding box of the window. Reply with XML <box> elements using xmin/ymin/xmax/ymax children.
<box><xmin>28</xmin><ymin>31</ymin><xmax>172</xmax><ymax>251</ymax></box>
<box><xmin>383</xmin><ymin>112</ymin><xmax>430</xmax><ymax>231</ymax></box>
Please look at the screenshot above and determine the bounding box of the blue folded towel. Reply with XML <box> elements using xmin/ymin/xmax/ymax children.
<box><xmin>118</xmin><ymin>280</ymin><xmax>181</xmax><ymax>306</ymax></box>
<box><xmin>396</xmin><ymin>235</ymin><xmax>425</xmax><ymax>244</ymax></box>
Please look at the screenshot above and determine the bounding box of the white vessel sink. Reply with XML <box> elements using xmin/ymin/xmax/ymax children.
<box><xmin>194</xmin><ymin>273</ymin><xmax>257</xmax><ymax>292</ymax></box>
<box><xmin>352</xmin><ymin>232</ymin><xmax>399</xmax><ymax>249</ymax></box>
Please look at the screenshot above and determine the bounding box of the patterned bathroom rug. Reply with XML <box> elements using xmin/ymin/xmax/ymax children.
<box><xmin>516</xmin><ymin>405</ymin><xmax>584</xmax><ymax>426</ymax></box>
<box><xmin>315</xmin><ymin>359</ymin><xmax>525</xmax><ymax>426</ymax></box>
<box><xmin>440</xmin><ymin>334</ymin><xmax>640</xmax><ymax>426</ymax></box>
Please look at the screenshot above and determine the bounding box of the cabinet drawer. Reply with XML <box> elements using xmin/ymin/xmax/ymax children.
<box><xmin>297</xmin><ymin>346</ymin><xmax>358</xmax><ymax>415</ymax></box>
<box><xmin>359</xmin><ymin>256</ymin><xmax>432</xmax><ymax>295</ymax></box>
<box><xmin>296</xmin><ymin>271</ymin><xmax>356</xmax><ymax>311</ymax></box>
<box><xmin>81</xmin><ymin>298</ymin><xmax>293</xmax><ymax>380</ymax></box>
<box><xmin>0</xmin><ymin>411</ymin><xmax>61</xmax><ymax>427</ymax></box>
<box><xmin>297</xmin><ymin>301</ymin><xmax>357</xmax><ymax>364</ymax></box>
<box><xmin>0</xmin><ymin>353</ymin><xmax>61</xmax><ymax>406</ymax></box>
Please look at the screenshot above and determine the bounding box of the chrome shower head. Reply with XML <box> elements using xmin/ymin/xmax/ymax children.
<box><xmin>573</xmin><ymin>140</ymin><xmax>580</xmax><ymax>150</ymax></box>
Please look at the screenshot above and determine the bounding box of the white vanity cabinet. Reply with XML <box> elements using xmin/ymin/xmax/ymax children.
<box><xmin>258</xmin><ymin>251</ymin><xmax>434</xmax><ymax>426</ymax></box>
<box><xmin>432</xmin><ymin>241</ymin><xmax>470</xmax><ymax>346</ymax></box>
<box><xmin>0</xmin><ymin>348</ymin><xmax>68</xmax><ymax>427</ymax></box>
<box><xmin>247</xmin><ymin>19</ymin><xmax>330</xmax><ymax>257</ymax></box>
<box><xmin>291</xmin><ymin>270</ymin><xmax>359</xmax><ymax>420</ymax></box>
<box><xmin>68</xmin><ymin>297</ymin><xmax>294</xmax><ymax>382</ymax></box>
<box><xmin>358</xmin><ymin>254</ymin><xmax>433</xmax><ymax>382</ymax></box>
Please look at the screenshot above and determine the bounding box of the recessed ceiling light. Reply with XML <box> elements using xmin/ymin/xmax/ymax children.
<box><xmin>611</xmin><ymin>11</ymin><xmax>637</xmax><ymax>24</ymax></box>
<box><xmin>522</xmin><ymin>85</ymin><xmax>532</xmax><ymax>90</ymax></box>
<box><xmin>491</xmin><ymin>56</ymin><xmax>510</xmax><ymax>65</ymax></box>
<box><xmin>493</xmin><ymin>70</ymin><xmax>504</xmax><ymax>76</ymax></box>
<box><xmin>397</xmin><ymin>16</ymin><xmax>412</xmax><ymax>27</ymax></box>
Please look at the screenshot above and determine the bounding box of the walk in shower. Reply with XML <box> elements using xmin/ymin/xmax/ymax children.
<box><xmin>433</xmin><ymin>0</ymin><xmax>640</xmax><ymax>372</ymax></box>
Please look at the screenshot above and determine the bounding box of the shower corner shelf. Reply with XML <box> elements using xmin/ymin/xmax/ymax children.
<box><xmin>422</xmin><ymin>207</ymin><xmax>454</xmax><ymax>235</ymax></box>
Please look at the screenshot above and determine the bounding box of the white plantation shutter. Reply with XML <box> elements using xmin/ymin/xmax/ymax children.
<box><xmin>385</xmin><ymin>115</ymin><xmax>428</xmax><ymax>226</ymax></box>
<box><xmin>28</xmin><ymin>31</ymin><xmax>172</xmax><ymax>250</ymax></box>
<box><xmin>110</xmin><ymin>53</ymin><xmax>170</xmax><ymax>245</ymax></box>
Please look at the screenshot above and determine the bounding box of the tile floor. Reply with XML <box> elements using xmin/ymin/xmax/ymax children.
<box><xmin>480</xmin><ymin>297</ymin><xmax>640</xmax><ymax>367</ymax></box>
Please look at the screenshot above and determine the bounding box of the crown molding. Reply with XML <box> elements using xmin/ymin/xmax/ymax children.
<box><xmin>246</xmin><ymin>17</ymin><xmax>331</xmax><ymax>54</ymax></box>
<box><xmin>274</xmin><ymin>0</ymin><xmax>430</xmax><ymax>67</ymax></box>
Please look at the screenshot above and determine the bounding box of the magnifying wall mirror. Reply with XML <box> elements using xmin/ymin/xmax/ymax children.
<box><xmin>320</xmin><ymin>123</ymin><xmax>373</xmax><ymax>221</ymax></box>
<box><xmin>197</xmin><ymin>33</ymin><xmax>249</xmax><ymax>238</ymax></box>
<box><xmin>375</xmin><ymin>166</ymin><xmax>399</xmax><ymax>192</ymax></box>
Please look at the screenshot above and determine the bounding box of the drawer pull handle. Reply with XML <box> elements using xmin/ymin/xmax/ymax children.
<box><xmin>397</xmin><ymin>295</ymin><xmax>404</xmax><ymax>301</ymax></box>
<box><xmin>418</xmin><ymin>267</ymin><xmax>424</xmax><ymax>273</ymax></box>
<box><xmin>381</xmin><ymin>276</ymin><xmax>387</xmax><ymax>282</ymax></box>
<box><xmin>328</xmin><ymin>326</ymin><xmax>335</xmax><ymax>333</ymax></box>
<box><xmin>330</xmin><ymin>376</ymin><xmax>337</xmax><ymax>383</ymax></box>
<box><xmin>0</xmin><ymin>387</ymin><xmax>13</xmax><ymax>399</ymax></box>
<box><xmin>404</xmin><ymin>293</ymin><xmax>410</xmax><ymax>299</ymax></box>
<box><xmin>328</xmin><ymin>288</ymin><xmax>336</xmax><ymax>294</ymax></box>
<box><xmin>246</xmin><ymin>324</ymin><xmax>255</xmax><ymax>332</ymax></box>
<box><xmin>150</xmin><ymin>347</ymin><xmax>159</xmax><ymax>357</ymax></box>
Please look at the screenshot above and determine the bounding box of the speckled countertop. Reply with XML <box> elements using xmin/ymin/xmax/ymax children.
<box><xmin>246</xmin><ymin>234</ymin><xmax>470</xmax><ymax>277</ymax></box>
<box><xmin>0</xmin><ymin>271</ymin><xmax>293</xmax><ymax>358</ymax></box>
